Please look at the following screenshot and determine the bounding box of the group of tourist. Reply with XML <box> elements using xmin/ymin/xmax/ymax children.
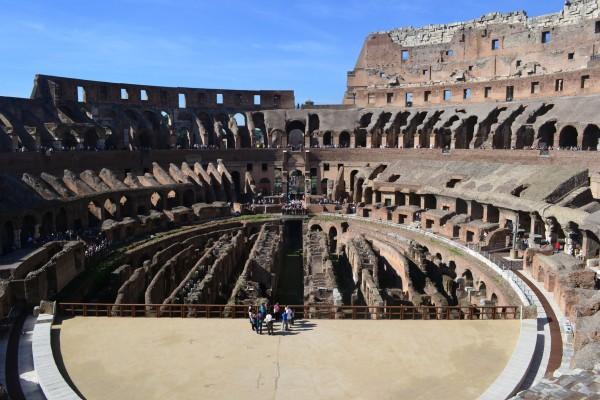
<box><xmin>282</xmin><ymin>200</ymin><xmax>307</xmax><ymax>215</ymax></box>
<box><xmin>248</xmin><ymin>303</ymin><xmax>295</xmax><ymax>335</ymax></box>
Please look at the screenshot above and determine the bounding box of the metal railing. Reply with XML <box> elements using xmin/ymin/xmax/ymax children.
<box><xmin>58</xmin><ymin>303</ymin><xmax>521</xmax><ymax>320</ymax></box>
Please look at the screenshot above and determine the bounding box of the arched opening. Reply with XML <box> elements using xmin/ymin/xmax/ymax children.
<box><xmin>167</xmin><ymin>190</ymin><xmax>178</xmax><ymax>209</ymax></box>
<box><xmin>183</xmin><ymin>189</ymin><xmax>195</xmax><ymax>207</ymax></box>
<box><xmin>87</xmin><ymin>202</ymin><xmax>102</xmax><ymax>228</ymax></box>
<box><xmin>40</xmin><ymin>212</ymin><xmax>53</xmax><ymax>239</ymax></box>
<box><xmin>490</xmin><ymin>293</ymin><xmax>498</xmax><ymax>305</ymax></box>
<box><xmin>258</xmin><ymin>178</ymin><xmax>271</xmax><ymax>196</ymax></box>
<box><xmin>56</xmin><ymin>208</ymin><xmax>68</xmax><ymax>232</ymax></box>
<box><xmin>515</xmin><ymin>125</ymin><xmax>535</xmax><ymax>149</ymax></box>
<box><xmin>582</xmin><ymin>124</ymin><xmax>600</xmax><ymax>151</ymax></box>
<box><xmin>20</xmin><ymin>215</ymin><xmax>37</xmax><ymax>248</ymax></box>
<box><xmin>2</xmin><ymin>221</ymin><xmax>15</xmax><ymax>253</ymax></box>
<box><xmin>320</xmin><ymin>178</ymin><xmax>328</xmax><ymax>196</ymax></box>
<box><xmin>471</xmin><ymin>201</ymin><xmax>484</xmax><ymax>220</ymax></box>
<box><xmin>478</xmin><ymin>281</ymin><xmax>487</xmax><ymax>298</ymax></box>
<box><xmin>310</xmin><ymin>224</ymin><xmax>323</xmax><ymax>232</ymax></box>
<box><xmin>323</xmin><ymin>131</ymin><xmax>332</xmax><ymax>147</ymax></box>
<box><xmin>559</xmin><ymin>125</ymin><xmax>578</xmax><ymax>148</ymax></box>
<box><xmin>286</xmin><ymin>120</ymin><xmax>305</xmax><ymax>151</ymax></box>
<box><xmin>456</xmin><ymin>198</ymin><xmax>468</xmax><ymax>215</ymax></box>
<box><xmin>83</xmin><ymin>128</ymin><xmax>99</xmax><ymax>150</ymax></box>
<box><xmin>270</xmin><ymin>129</ymin><xmax>283</xmax><ymax>148</ymax></box>
<box><xmin>103</xmin><ymin>198</ymin><xmax>118</xmax><ymax>218</ymax></box>
<box><xmin>289</xmin><ymin>170</ymin><xmax>305</xmax><ymax>198</ymax></box>
<box><xmin>233</xmin><ymin>113</ymin><xmax>246</xmax><ymax>127</ymax></box>
<box><xmin>328</xmin><ymin>227</ymin><xmax>338</xmax><ymax>253</ymax></box>
<box><xmin>462</xmin><ymin>269</ymin><xmax>474</xmax><ymax>288</ymax></box>
<box><xmin>150</xmin><ymin>192</ymin><xmax>163</xmax><ymax>211</ymax></box>
<box><xmin>355</xmin><ymin>177</ymin><xmax>365</xmax><ymax>203</ymax></box>
<box><xmin>538</xmin><ymin>121</ymin><xmax>556</xmax><ymax>148</ymax></box>
<box><xmin>120</xmin><ymin>196</ymin><xmax>133</xmax><ymax>218</ymax></box>
<box><xmin>423</xmin><ymin>194</ymin><xmax>437</xmax><ymax>210</ymax></box>
<box><xmin>339</xmin><ymin>131</ymin><xmax>351</xmax><ymax>148</ymax></box>
<box><xmin>355</xmin><ymin>130</ymin><xmax>367</xmax><ymax>148</ymax></box>
<box><xmin>341</xmin><ymin>222</ymin><xmax>349</xmax><ymax>233</ymax></box>
<box><xmin>252</xmin><ymin>113</ymin><xmax>267</xmax><ymax>148</ymax></box>
<box><xmin>176</xmin><ymin>127</ymin><xmax>191</xmax><ymax>149</ymax></box>
<box><xmin>231</xmin><ymin>171</ymin><xmax>242</xmax><ymax>200</ymax></box>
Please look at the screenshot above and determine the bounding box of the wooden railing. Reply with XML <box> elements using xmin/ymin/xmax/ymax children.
<box><xmin>58</xmin><ymin>303</ymin><xmax>521</xmax><ymax>320</ymax></box>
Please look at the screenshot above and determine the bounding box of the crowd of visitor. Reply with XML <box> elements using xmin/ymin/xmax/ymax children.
<box><xmin>282</xmin><ymin>200</ymin><xmax>307</xmax><ymax>215</ymax></box>
<box><xmin>248</xmin><ymin>303</ymin><xmax>295</xmax><ymax>335</ymax></box>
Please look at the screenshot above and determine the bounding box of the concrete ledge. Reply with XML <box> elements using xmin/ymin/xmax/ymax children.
<box><xmin>32</xmin><ymin>313</ymin><xmax>81</xmax><ymax>400</ymax></box>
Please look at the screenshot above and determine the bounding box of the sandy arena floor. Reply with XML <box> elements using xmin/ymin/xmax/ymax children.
<box><xmin>57</xmin><ymin>317</ymin><xmax>520</xmax><ymax>400</ymax></box>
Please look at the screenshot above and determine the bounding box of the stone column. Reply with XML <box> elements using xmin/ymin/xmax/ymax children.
<box><xmin>366</xmin><ymin>133</ymin><xmax>372</xmax><ymax>149</ymax></box>
<box><xmin>381</xmin><ymin>135</ymin><xmax>387</xmax><ymax>148</ymax></box>
<box><xmin>398</xmin><ymin>133</ymin><xmax>405</xmax><ymax>148</ymax></box>
<box><xmin>414</xmin><ymin>132</ymin><xmax>421</xmax><ymax>149</ymax></box>
<box><xmin>429</xmin><ymin>133</ymin><xmax>436</xmax><ymax>149</ymax></box>
<box><xmin>545</xmin><ymin>218</ymin><xmax>557</xmax><ymax>245</ymax></box>
<box><xmin>529</xmin><ymin>214</ymin><xmax>537</xmax><ymax>248</ymax></box>
<box><xmin>563</xmin><ymin>225</ymin><xmax>578</xmax><ymax>256</ymax></box>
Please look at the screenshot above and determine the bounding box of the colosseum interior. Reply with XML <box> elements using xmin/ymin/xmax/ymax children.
<box><xmin>1</xmin><ymin>1</ymin><xmax>600</xmax><ymax>399</ymax></box>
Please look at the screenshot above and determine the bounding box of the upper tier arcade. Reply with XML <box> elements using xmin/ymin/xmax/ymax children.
<box><xmin>345</xmin><ymin>0</ymin><xmax>600</xmax><ymax>107</ymax></box>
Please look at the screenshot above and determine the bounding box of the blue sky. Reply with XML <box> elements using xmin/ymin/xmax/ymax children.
<box><xmin>0</xmin><ymin>0</ymin><xmax>562</xmax><ymax>104</ymax></box>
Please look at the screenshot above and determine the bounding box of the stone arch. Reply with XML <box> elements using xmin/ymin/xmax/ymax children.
<box><xmin>456</xmin><ymin>198</ymin><xmax>468</xmax><ymax>215</ymax></box>
<box><xmin>286</xmin><ymin>120</ymin><xmax>305</xmax><ymax>151</ymax></box>
<box><xmin>582</xmin><ymin>124</ymin><xmax>600</xmax><ymax>151</ymax></box>
<box><xmin>87</xmin><ymin>201</ymin><xmax>103</xmax><ymax>228</ymax></box>
<box><xmin>490</xmin><ymin>293</ymin><xmax>498</xmax><ymax>305</ymax></box>
<box><xmin>355</xmin><ymin>130</ymin><xmax>367</xmax><ymax>148</ymax></box>
<box><xmin>270</xmin><ymin>129</ymin><xmax>284</xmax><ymax>148</ymax></box>
<box><xmin>176</xmin><ymin>127</ymin><xmax>191</xmax><ymax>149</ymax></box>
<box><xmin>56</xmin><ymin>208</ymin><xmax>68</xmax><ymax>232</ymax></box>
<box><xmin>462</xmin><ymin>269</ymin><xmax>474</xmax><ymax>288</ymax></box>
<box><xmin>167</xmin><ymin>190</ymin><xmax>178</xmax><ymax>209</ymax></box>
<box><xmin>289</xmin><ymin>169</ymin><xmax>305</xmax><ymax>197</ymax></box>
<box><xmin>354</xmin><ymin>177</ymin><xmax>365</xmax><ymax>203</ymax></box>
<box><xmin>252</xmin><ymin>113</ymin><xmax>267</xmax><ymax>148</ymax></box>
<box><xmin>320</xmin><ymin>178</ymin><xmax>328</xmax><ymax>195</ymax></box>
<box><xmin>323</xmin><ymin>131</ymin><xmax>333</xmax><ymax>146</ymax></box>
<box><xmin>230</xmin><ymin>171</ymin><xmax>242</xmax><ymax>200</ymax></box>
<box><xmin>538</xmin><ymin>121</ymin><xmax>556</xmax><ymax>148</ymax></box>
<box><xmin>120</xmin><ymin>196</ymin><xmax>134</xmax><ymax>218</ymax></box>
<box><xmin>559</xmin><ymin>125</ymin><xmax>578</xmax><ymax>148</ymax></box>
<box><xmin>40</xmin><ymin>212</ymin><xmax>54</xmax><ymax>239</ymax></box>
<box><xmin>478</xmin><ymin>281</ymin><xmax>487</xmax><ymax>298</ymax></box>
<box><xmin>339</xmin><ymin>131</ymin><xmax>351</xmax><ymax>148</ymax></box>
<box><xmin>183</xmin><ymin>189</ymin><xmax>195</xmax><ymax>207</ymax></box>
<box><xmin>310</xmin><ymin>224</ymin><xmax>323</xmax><ymax>232</ymax></box>
<box><xmin>341</xmin><ymin>222</ymin><xmax>349</xmax><ymax>233</ymax></box>
<box><xmin>515</xmin><ymin>125</ymin><xmax>535</xmax><ymax>149</ymax></box>
<box><xmin>328</xmin><ymin>226</ymin><xmax>338</xmax><ymax>253</ymax></box>
<box><xmin>258</xmin><ymin>178</ymin><xmax>271</xmax><ymax>196</ymax></box>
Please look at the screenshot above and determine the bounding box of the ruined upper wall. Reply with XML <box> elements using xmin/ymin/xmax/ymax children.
<box><xmin>382</xmin><ymin>1</ymin><xmax>600</xmax><ymax>48</ymax></box>
<box><xmin>346</xmin><ymin>0</ymin><xmax>600</xmax><ymax>106</ymax></box>
<box><xmin>32</xmin><ymin>75</ymin><xmax>295</xmax><ymax>110</ymax></box>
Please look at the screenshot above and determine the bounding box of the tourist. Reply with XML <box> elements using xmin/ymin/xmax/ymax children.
<box><xmin>287</xmin><ymin>306</ymin><xmax>295</xmax><ymax>326</ymax></box>
<box><xmin>259</xmin><ymin>302</ymin><xmax>267</xmax><ymax>317</ymax></box>
<box><xmin>265</xmin><ymin>313</ymin><xmax>274</xmax><ymax>335</ymax></box>
<box><xmin>256</xmin><ymin>310</ymin><xmax>263</xmax><ymax>334</ymax></box>
<box><xmin>281</xmin><ymin>308</ymin><xmax>288</xmax><ymax>331</ymax></box>
<box><xmin>273</xmin><ymin>303</ymin><xmax>280</xmax><ymax>321</ymax></box>
<box><xmin>248</xmin><ymin>307</ymin><xmax>255</xmax><ymax>332</ymax></box>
